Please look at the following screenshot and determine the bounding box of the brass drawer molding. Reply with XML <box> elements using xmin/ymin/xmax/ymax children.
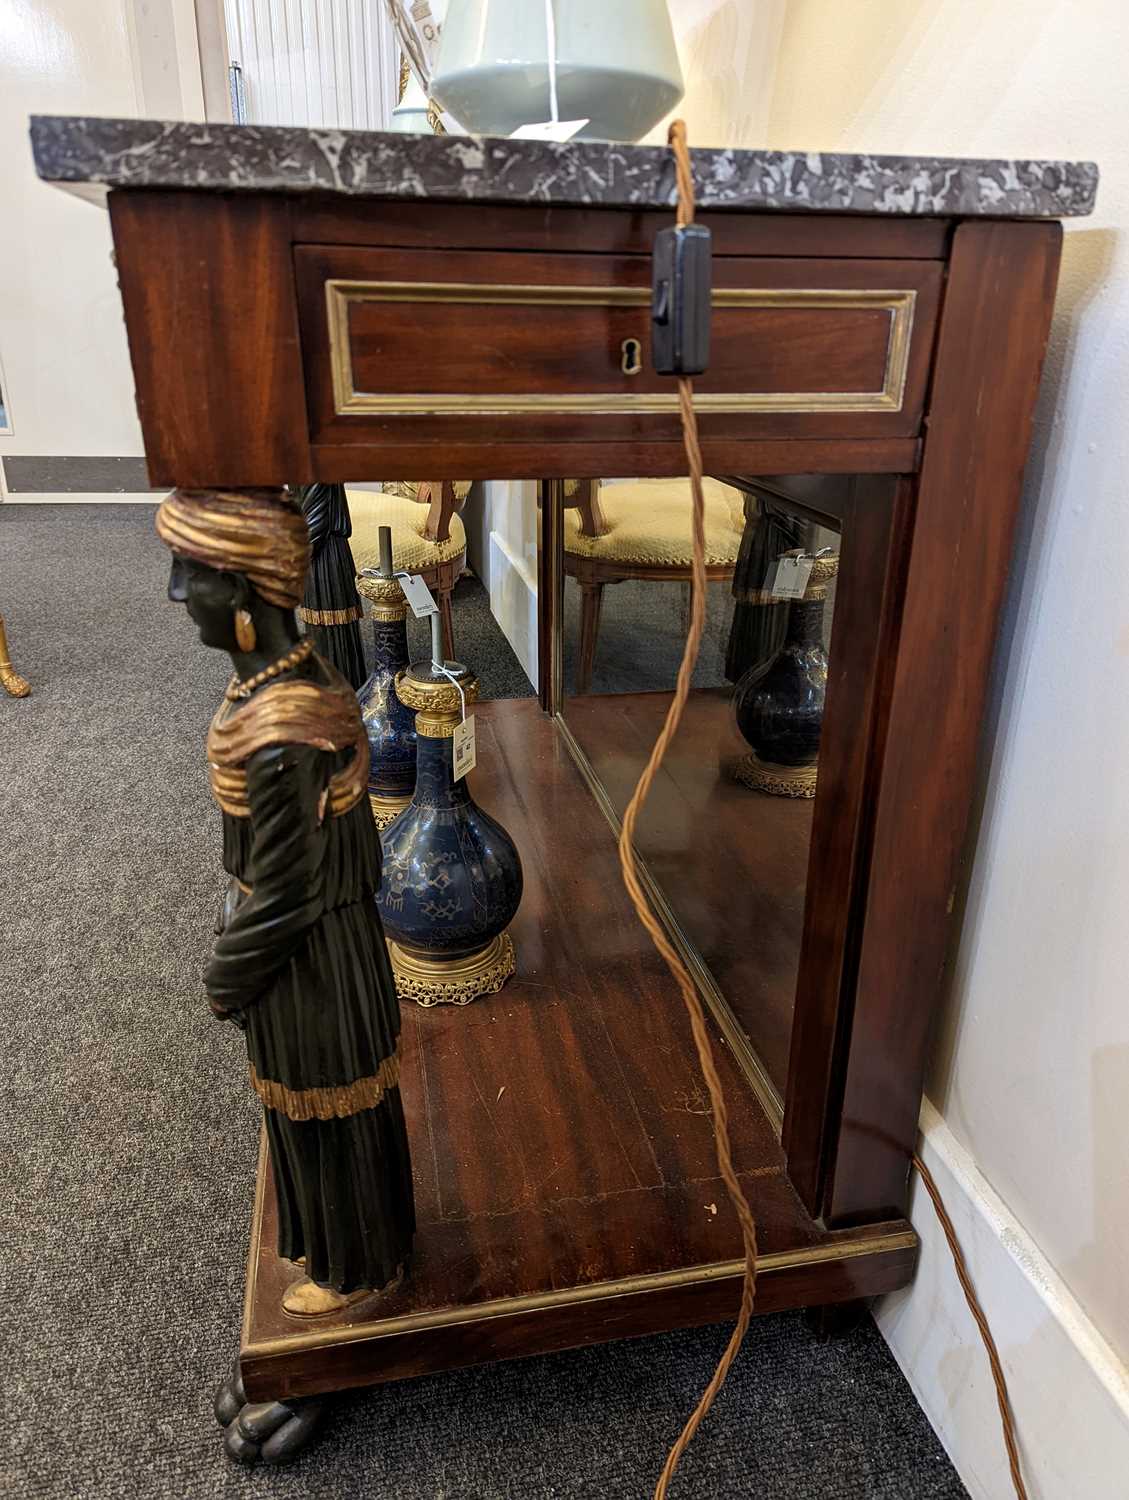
<box><xmin>325</xmin><ymin>279</ymin><xmax>918</xmax><ymax>418</ymax></box>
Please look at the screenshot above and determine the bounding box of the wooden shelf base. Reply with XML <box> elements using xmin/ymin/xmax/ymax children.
<box><xmin>240</xmin><ymin>700</ymin><xmax>915</xmax><ymax>1402</ymax></box>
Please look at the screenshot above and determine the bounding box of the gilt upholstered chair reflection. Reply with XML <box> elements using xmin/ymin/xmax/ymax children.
<box><xmin>563</xmin><ymin>478</ymin><xmax>745</xmax><ymax>694</ymax></box>
<box><xmin>347</xmin><ymin>482</ymin><xmax>471</xmax><ymax>660</ymax></box>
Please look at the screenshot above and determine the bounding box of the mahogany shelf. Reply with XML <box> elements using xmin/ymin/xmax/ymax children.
<box><xmin>241</xmin><ymin>699</ymin><xmax>915</xmax><ymax>1401</ymax></box>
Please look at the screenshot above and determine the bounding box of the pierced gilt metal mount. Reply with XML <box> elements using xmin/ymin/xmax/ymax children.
<box><xmin>388</xmin><ymin>932</ymin><xmax>516</xmax><ymax>1008</ymax></box>
<box><xmin>394</xmin><ymin>666</ymin><xmax>479</xmax><ymax>738</ymax></box>
<box><xmin>357</xmin><ymin>572</ymin><xmax>409</xmax><ymax>623</ymax></box>
<box><xmin>731</xmin><ymin>754</ymin><xmax>819</xmax><ymax>799</ymax></box>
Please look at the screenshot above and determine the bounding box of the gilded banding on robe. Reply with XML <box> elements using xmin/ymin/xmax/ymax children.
<box><xmin>249</xmin><ymin>1053</ymin><xmax>401</xmax><ymax>1122</ymax></box>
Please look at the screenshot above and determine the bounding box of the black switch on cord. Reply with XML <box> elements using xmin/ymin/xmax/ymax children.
<box><xmin>651</xmin><ymin>224</ymin><xmax>712</xmax><ymax>376</ymax></box>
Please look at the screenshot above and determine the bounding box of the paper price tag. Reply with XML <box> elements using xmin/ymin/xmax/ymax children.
<box><xmin>510</xmin><ymin>119</ymin><xmax>590</xmax><ymax>142</ymax></box>
<box><xmin>453</xmin><ymin>714</ymin><xmax>476</xmax><ymax>782</ymax></box>
<box><xmin>396</xmin><ymin>572</ymin><xmax>439</xmax><ymax>618</ymax></box>
<box><xmin>771</xmin><ymin>556</ymin><xmax>814</xmax><ymax>600</ymax></box>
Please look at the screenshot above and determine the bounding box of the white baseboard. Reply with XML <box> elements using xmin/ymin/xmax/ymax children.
<box><xmin>1</xmin><ymin>492</ymin><xmax>160</xmax><ymax>504</ymax></box>
<box><xmin>486</xmin><ymin>528</ymin><xmax>538</xmax><ymax>692</ymax></box>
<box><xmin>876</xmin><ymin>1098</ymin><xmax>1129</xmax><ymax>1498</ymax></box>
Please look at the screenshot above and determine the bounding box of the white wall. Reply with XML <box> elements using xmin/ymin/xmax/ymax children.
<box><xmin>761</xmin><ymin>0</ymin><xmax>1129</xmax><ymax>1490</ymax></box>
<box><xmin>0</xmin><ymin>0</ymin><xmax>208</xmax><ymax>466</ymax></box>
<box><xmin>126</xmin><ymin>0</ymin><xmax>208</xmax><ymax>120</ymax></box>
<box><xmin>645</xmin><ymin>0</ymin><xmax>785</xmax><ymax>146</ymax></box>
<box><xmin>0</xmin><ymin>0</ymin><xmax>141</xmax><ymax>458</ymax></box>
<box><xmin>0</xmin><ymin>0</ymin><xmax>393</xmax><ymax>488</ymax></box>
<box><xmin>769</xmin><ymin>0</ymin><xmax>1128</xmax><ymax>1359</ymax></box>
<box><xmin>463</xmin><ymin>481</ymin><xmax>540</xmax><ymax>691</ymax></box>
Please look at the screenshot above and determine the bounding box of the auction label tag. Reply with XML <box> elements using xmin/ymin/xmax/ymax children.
<box><xmin>453</xmin><ymin>715</ymin><xmax>476</xmax><ymax>782</ymax></box>
<box><xmin>396</xmin><ymin>572</ymin><xmax>439</xmax><ymax>618</ymax></box>
<box><xmin>510</xmin><ymin>119</ymin><xmax>590</xmax><ymax>141</ymax></box>
<box><xmin>771</xmin><ymin>555</ymin><xmax>814</xmax><ymax>600</ymax></box>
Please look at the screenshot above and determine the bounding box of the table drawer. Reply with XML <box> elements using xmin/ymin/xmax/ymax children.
<box><xmin>295</xmin><ymin>245</ymin><xmax>942</xmax><ymax>449</ymax></box>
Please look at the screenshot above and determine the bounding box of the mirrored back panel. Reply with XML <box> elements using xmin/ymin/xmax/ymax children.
<box><xmin>549</xmin><ymin>474</ymin><xmax>869</xmax><ymax>1118</ymax></box>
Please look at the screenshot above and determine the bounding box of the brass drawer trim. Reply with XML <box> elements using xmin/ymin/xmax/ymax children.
<box><xmin>325</xmin><ymin>279</ymin><xmax>918</xmax><ymax>417</ymax></box>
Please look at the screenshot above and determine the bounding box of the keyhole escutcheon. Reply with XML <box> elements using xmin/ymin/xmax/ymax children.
<box><xmin>621</xmin><ymin>337</ymin><xmax>643</xmax><ymax>376</ymax></box>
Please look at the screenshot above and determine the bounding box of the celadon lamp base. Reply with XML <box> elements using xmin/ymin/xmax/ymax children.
<box><xmin>430</xmin><ymin>0</ymin><xmax>684</xmax><ymax>143</ymax></box>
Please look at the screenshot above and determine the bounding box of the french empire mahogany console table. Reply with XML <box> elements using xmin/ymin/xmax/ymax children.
<box><xmin>33</xmin><ymin>118</ymin><xmax>1096</xmax><ymax>1431</ymax></box>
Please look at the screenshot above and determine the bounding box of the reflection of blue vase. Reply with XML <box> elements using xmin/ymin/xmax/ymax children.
<box><xmin>732</xmin><ymin>555</ymin><xmax>837</xmax><ymax>799</ymax></box>
<box><xmin>356</xmin><ymin>575</ymin><xmax>416</xmax><ymax>829</ymax></box>
<box><xmin>376</xmin><ymin>660</ymin><xmax>523</xmax><ymax>1006</ymax></box>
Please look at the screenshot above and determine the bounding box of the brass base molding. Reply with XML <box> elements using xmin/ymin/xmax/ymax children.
<box><xmin>388</xmin><ymin>931</ymin><xmax>516</xmax><ymax>1007</ymax></box>
<box><xmin>369</xmin><ymin>789</ymin><xmax>411</xmax><ymax>831</ymax></box>
<box><xmin>731</xmin><ymin>753</ymin><xmax>819</xmax><ymax>800</ymax></box>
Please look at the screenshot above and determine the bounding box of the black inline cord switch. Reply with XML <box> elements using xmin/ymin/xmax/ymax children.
<box><xmin>651</xmin><ymin>223</ymin><xmax>712</xmax><ymax>376</ymax></box>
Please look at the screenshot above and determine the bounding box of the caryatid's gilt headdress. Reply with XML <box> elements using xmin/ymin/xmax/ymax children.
<box><xmin>155</xmin><ymin>488</ymin><xmax>310</xmax><ymax>609</ymax></box>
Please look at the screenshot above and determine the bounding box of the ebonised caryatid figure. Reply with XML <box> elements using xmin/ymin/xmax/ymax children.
<box><xmin>724</xmin><ymin>491</ymin><xmax>807</xmax><ymax>686</ymax></box>
<box><xmin>296</xmin><ymin>482</ymin><xmax>366</xmax><ymax>689</ymax></box>
<box><xmin>156</xmin><ymin>487</ymin><xmax>415</xmax><ymax>1324</ymax></box>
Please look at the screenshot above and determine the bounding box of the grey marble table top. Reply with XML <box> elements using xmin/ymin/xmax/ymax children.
<box><xmin>31</xmin><ymin>115</ymin><xmax>1097</xmax><ymax>219</ymax></box>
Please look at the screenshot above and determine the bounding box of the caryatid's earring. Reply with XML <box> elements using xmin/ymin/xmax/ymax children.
<box><xmin>234</xmin><ymin>608</ymin><xmax>257</xmax><ymax>652</ymax></box>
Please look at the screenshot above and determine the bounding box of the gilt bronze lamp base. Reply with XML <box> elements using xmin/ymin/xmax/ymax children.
<box><xmin>388</xmin><ymin>931</ymin><xmax>516</xmax><ymax>1007</ymax></box>
<box><xmin>731</xmin><ymin>752</ymin><xmax>819</xmax><ymax>800</ymax></box>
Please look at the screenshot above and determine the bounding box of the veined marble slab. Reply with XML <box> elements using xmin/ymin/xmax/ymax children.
<box><xmin>30</xmin><ymin>116</ymin><xmax>1097</xmax><ymax>219</ymax></box>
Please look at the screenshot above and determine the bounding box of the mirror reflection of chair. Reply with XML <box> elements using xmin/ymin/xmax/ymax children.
<box><xmin>348</xmin><ymin>482</ymin><xmax>471</xmax><ymax>659</ymax></box>
<box><xmin>563</xmin><ymin>478</ymin><xmax>746</xmax><ymax>695</ymax></box>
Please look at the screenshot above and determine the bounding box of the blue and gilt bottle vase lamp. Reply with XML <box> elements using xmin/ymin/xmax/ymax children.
<box><xmin>376</xmin><ymin>658</ymin><xmax>523</xmax><ymax>1006</ymax></box>
<box><xmin>356</xmin><ymin>569</ymin><xmax>417</xmax><ymax>830</ymax></box>
<box><xmin>732</xmin><ymin>554</ymin><xmax>838</xmax><ymax>799</ymax></box>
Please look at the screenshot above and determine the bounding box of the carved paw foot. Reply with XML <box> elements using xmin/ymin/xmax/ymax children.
<box><xmin>214</xmin><ymin>1360</ymin><xmax>326</xmax><ymax>1466</ymax></box>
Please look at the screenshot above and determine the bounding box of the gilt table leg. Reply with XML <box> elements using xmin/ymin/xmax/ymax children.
<box><xmin>0</xmin><ymin>613</ymin><xmax>30</xmax><ymax>697</ymax></box>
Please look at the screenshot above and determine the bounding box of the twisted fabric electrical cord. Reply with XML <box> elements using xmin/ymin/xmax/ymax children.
<box><xmin>616</xmin><ymin>119</ymin><xmax>759</xmax><ymax>1500</ymax></box>
<box><xmin>912</xmin><ymin>1153</ymin><xmax>1028</xmax><ymax>1500</ymax></box>
<box><xmin>625</xmin><ymin>120</ymin><xmax>1025</xmax><ymax>1500</ymax></box>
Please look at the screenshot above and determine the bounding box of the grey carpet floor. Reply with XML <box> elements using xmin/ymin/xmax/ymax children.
<box><xmin>407</xmin><ymin>573</ymin><xmax>534</xmax><ymax>701</ymax></box>
<box><xmin>562</xmin><ymin>574</ymin><xmax>734</xmax><ymax>697</ymax></box>
<box><xmin>0</xmin><ymin>504</ymin><xmax>966</xmax><ymax>1500</ymax></box>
